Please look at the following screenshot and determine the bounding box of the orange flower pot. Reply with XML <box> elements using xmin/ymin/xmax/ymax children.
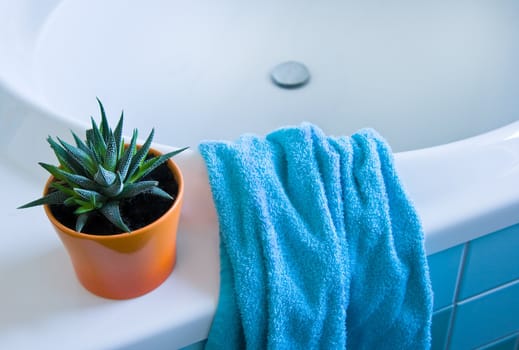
<box><xmin>43</xmin><ymin>148</ymin><xmax>184</xmax><ymax>299</ymax></box>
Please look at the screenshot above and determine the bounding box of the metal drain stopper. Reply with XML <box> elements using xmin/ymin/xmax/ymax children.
<box><xmin>270</xmin><ymin>61</ymin><xmax>310</xmax><ymax>89</ymax></box>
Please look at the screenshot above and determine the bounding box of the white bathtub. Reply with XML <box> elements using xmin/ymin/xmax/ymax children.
<box><xmin>1</xmin><ymin>1</ymin><xmax>519</xmax><ymax>349</ymax></box>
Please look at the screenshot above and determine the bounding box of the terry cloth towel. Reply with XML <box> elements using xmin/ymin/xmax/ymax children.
<box><xmin>199</xmin><ymin>123</ymin><xmax>432</xmax><ymax>349</ymax></box>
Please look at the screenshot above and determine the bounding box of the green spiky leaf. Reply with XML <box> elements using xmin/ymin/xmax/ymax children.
<box><xmin>72</xmin><ymin>131</ymin><xmax>94</xmax><ymax>159</ymax></box>
<box><xmin>74</xmin><ymin>188</ymin><xmax>106</xmax><ymax>206</ymax></box>
<box><xmin>58</xmin><ymin>137</ymin><xmax>96</xmax><ymax>176</ymax></box>
<box><xmin>50</xmin><ymin>181</ymin><xmax>77</xmax><ymax>197</ymax></box>
<box><xmin>76</xmin><ymin>213</ymin><xmax>90</xmax><ymax>232</ymax></box>
<box><xmin>118</xmin><ymin>129</ymin><xmax>138</xmax><ymax>181</ymax></box>
<box><xmin>64</xmin><ymin>197</ymin><xmax>77</xmax><ymax>207</ymax></box>
<box><xmin>85</xmin><ymin>129</ymin><xmax>101</xmax><ymax>163</ymax></box>
<box><xmin>100</xmin><ymin>201</ymin><xmax>130</xmax><ymax>232</ymax></box>
<box><xmin>39</xmin><ymin>163</ymin><xmax>98</xmax><ymax>190</ymax></box>
<box><xmin>97</xmin><ymin>97</ymin><xmax>110</xmax><ymax>141</ymax></box>
<box><xmin>90</xmin><ymin>117</ymin><xmax>107</xmax><ymax>159</ymax></box>
<box><xmin>131</xmin><ymin>147</ymin><xmax>188</xmax><ymax>182</ymax></box>
<box><xmin>18</xmin><ymin>191</ymin><xmax>68</xmax><ymax>209</ymax></box>
<box><xmin>100</xmin><ymin>172</ymin><xmax>124</xmax><ymax>197</ymax></box>
<box><xmin>114</xmin><ymin>111</ymin><xmax>124</xmax><ymax>159</ymax></box>
<box><xmin>94</xmin><ymin>165</ymin><xmax>116</xmax><ymax>187</ymax></box>
<box><xmin>127</xmin><ymin>129</ymin><xmax>154</xmax><ymax>181</ymax></box>
<box><xmin>47</xmin><ymin>136</ymin><xmax>82</xmax><ymax>174</ymax></box>
<box><xmin>116</xmin><ymin>180</ymin><xmax>158</xmax><ymax>199</ymax></box>
<box><xmin>74</xmin><ymin>199</ymin><xmax>97</xmax><ymax>214</ymax></box>
<box><xmin>104</xmin><ymin>130</ymin><xmax>118</xmax><ymax>171</ymax></box>
<box><xmin>148</xmin><ymin>186</ymin><xmax>174</xmax><ymax>200</ymax></box>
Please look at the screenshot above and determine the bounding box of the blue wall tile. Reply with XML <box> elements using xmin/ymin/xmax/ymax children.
<box><xmin>459</xmin><ymin>224</ymin><xmax>519</xmax><ymax>300</ymax></box>
<box><xmin>428</xmin><ymin>244</ymin><xmax>464</xmax><ymax>310</ymax></box>
<box><xmin>431</xmin><ymin>307</ymin><xmax>452</xmax><ymax>350</ymax></box>
<box><xmin>450</xmin><ymin>280</ymin><xmax>519</xmax><ymax>350</ymax></box>
<box><xmin>479</xmin><ymin>334</ymin><xmax>518</xmax><ymax>350</ymax></box>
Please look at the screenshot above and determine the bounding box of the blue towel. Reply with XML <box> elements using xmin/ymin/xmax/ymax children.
<box><xmin>199</xmin><ymin>123</ymin><xmax>432</xmax><ymax>349</ymax></box>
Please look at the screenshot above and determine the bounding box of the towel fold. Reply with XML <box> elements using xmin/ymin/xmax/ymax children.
<box><xmin>199</xmin><ymin>123</ymin><xmax>432</xmax><ymax>349</ymax></box>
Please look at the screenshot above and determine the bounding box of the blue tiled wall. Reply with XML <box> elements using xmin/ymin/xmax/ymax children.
<box><xmin>428</xmin><ymin>245</ymin><xmax>464</xmax><ymax>311</ymax></box>
<box><xmin>428</xmin><ymin>224</ymin><xmax>519</xmax><ymax>350</ymax></box>
<box><xmin>431</xmin><ymin>307</ymin><xmax>453</xmax><ymax>350</ymax></box>
<box><xmin>459</xmin><ymin>224</ymin><xmax>519</xmax><ymax>300</ymax></box>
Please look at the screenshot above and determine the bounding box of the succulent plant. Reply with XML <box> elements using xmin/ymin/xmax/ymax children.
<box><xmin>18</xmin><ymin>99</ymin><xmax>187</xmax><ymax>233</ymax></box>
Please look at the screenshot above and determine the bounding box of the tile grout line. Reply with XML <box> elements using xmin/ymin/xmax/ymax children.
<box><xmin>433</xmin><ymin>304</ymin><xmax>452</xmax><ymax>315</ymax></box>
<box><xmin>456</xmin><ymin>278</ymin><xmax>519</xmax><ymax>306</ymax></box>
<box><xmin>444</xmin><ymin>242</ymin><xmax>469</xmax><ymax>350</ymax></box>
<box><xmin>473</xmin><ymin>331</ymin><xmax>519</xmax><ymax>350</ymax></box>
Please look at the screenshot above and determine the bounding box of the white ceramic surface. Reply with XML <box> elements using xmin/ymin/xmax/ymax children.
<box><xmin>3</xmin><ymin>0</ymin><xmax>519</xmax><ymax>151</ymax></box>
<box><xmin>1</xmin><ymin>1</ymin><xmax>519</xmax><ymax>349</ymax></box>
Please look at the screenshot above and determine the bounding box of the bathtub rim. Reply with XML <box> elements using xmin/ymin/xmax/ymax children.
<box><xmin>4</xmin><ymin>84</ymin><xmax>519</xmax><ymax>255</ymax></box>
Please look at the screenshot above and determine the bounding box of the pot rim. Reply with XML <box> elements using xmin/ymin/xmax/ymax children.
<box><xmin>43</xmin><ymin>148</ymin><xmax>184</xmax><ymax>241</ymax></box>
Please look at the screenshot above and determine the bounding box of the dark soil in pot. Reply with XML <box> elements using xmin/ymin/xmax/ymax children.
<box><xmin>49</xmin><ymin>162</ymin><xmax>178</xmax><ymax>235</ymax></box>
